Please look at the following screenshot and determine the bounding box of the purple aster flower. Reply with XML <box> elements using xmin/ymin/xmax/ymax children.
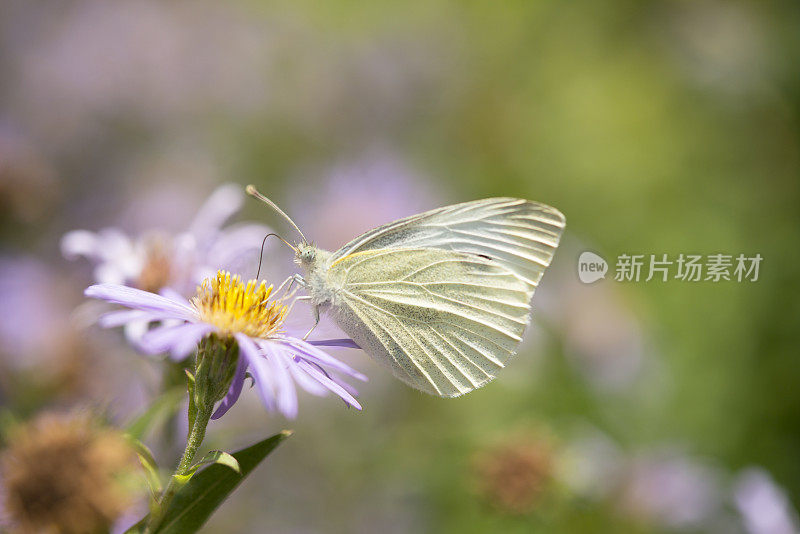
<box><xmin>85</xmin><ymin>270</ymin><xmax>366</xmax><ymax>419</ymax></box>
<box><xmin>62</xmin><ymin>183</ymin><xmax>272</xmax><ymax>342</ymax></box>
<box><xmin>61</xmin><ymin>183</ymin><xmax>270</xmax><ymax>296</ymax></box>
<box><xmin>618</xmin><ymin>451</ymin><xmax>722</xmax><ymax>530</ymax></box>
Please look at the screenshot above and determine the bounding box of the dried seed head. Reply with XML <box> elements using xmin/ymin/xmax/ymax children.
<box><xmin>0</xmin><ymin>412</ymin><xmax>140</xmax><ymax>534</ymax></box>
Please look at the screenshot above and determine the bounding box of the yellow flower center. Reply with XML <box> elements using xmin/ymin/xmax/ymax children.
<box><xmin>192</xmin><ymin>270</ymin><xmax>288</xmax><ymax>339</ymax></box>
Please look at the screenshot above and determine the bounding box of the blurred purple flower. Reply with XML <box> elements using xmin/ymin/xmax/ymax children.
<box><xmin>85</xmin><ymin>271</ymin><xmax>366</xmax><ymax>419</ymax></box>
<box><xmin>734</xmin><ymin>468</ymin><xmax>800</xmax><ymax>534</ymax></box>
<box><xmin>618</xmin><ymin>451</ymin><xmax>723</xmax><ymax>529</ymax></box>
<box><xmin>61</xmin><ymin>183</ymin><xmax>270</xmax><ymax>298</ymax></box>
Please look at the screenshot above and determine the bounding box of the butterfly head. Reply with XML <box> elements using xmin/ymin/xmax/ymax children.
<box><xmin>295</xmin><ymin>242</ymin><xmax>318</xmax><ymax>266</ymax></box>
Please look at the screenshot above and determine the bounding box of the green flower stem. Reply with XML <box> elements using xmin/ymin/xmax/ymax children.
<box><xmin>147</xmin><ymin>335</ymin><xmax>239</xmax><ymax>533</ymax></box>
<box><xmin>161</xmin><ymin>359</ymin><xmax>193</xmax><ymax>451</ymax></box>
<box><xmin>176</xmin><ymin>405</ymin><xmax>212</xmax><ymax>475</ymax></box>
<box><xmin>151</xmin><ymin>401</ymin><xmax>214</xmax><ymax>527</ymax></box>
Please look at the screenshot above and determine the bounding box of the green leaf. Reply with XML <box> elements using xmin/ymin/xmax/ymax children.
<box><xmin>126</xmin><ymin>387</ymin><xmax>186</xmax><ymax>441</ymax></box>
<box><xmin>188</xmin><ymin>450</ymin><xmax>240</xmax><ymax>476</ymax></box>
<box><xmin>126</xmin><ymin>436</ymin><xmax>163</xmax><ymax>498</ymax></box>
<box><xmin>152</xmin><ymin>431</ymin><xmax>291</xmax><ymax>534</ymax></box>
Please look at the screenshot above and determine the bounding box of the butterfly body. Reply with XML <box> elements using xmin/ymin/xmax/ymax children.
<box><xmin>279</xmin><ymin>197</ymin><xmax>565</xmax><ymax>397</ymax></box>
<box><xmin>296</xmin><ymin>245</ymin><xmax>340</xmax><ymax>308</ymax></box>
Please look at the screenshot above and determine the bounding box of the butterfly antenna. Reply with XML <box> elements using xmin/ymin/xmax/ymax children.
<box><xmin>246</xmin><ymin>185</ymin><xmax>308</xmax><ymax>244</ymax></box>
<box><xmin>256</xmin><ymin>232</ymin><xmax>297</xmax><ymax>279</ymax></box>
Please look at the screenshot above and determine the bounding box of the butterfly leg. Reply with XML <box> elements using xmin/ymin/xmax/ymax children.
<box><xmin>284</xmin><ymin>294</ymin><xmax>311</xmax><ymax>316</ymax></box>
<box><xmin>277</xmin><ymin>273</ymin><xmax>306</xmax><ymax>295</ymax></box>
<box><xmin>301</xmin><ymin>305</ymin><xmax>320</xmax><ymax>341</ymax></box>
<box><xmin>275</xmin><ymin>275</ymin><xmax>294</xmax><ymax>293</ymax></box>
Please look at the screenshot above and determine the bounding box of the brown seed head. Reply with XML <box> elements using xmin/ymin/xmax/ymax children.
<box><xmin>0</xmin><ymin>412</ymin><xmax>140</xmax><ymax>534</ymax></box>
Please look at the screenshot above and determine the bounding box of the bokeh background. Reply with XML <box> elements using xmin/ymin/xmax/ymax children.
<box><xmin>2</xmin><ymin>1</ymin><xmax>800</xmax><ymax>533</ymax></box>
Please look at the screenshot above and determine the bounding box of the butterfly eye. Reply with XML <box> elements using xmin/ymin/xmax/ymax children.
<box><xmin>299</xmin><ymin>247</ymin><xmax>317</xmax><ymax>263</ymax></box>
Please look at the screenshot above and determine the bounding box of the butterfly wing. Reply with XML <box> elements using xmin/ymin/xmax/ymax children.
<box><xmin>329</xmin><ymin>248</ymin><xmax>534</xmax><ymax>396</ymax></box>
<box><xmin>329</xmin><ymin>197</ymin><xmax>565</xmax><ymax>289</ymax></box>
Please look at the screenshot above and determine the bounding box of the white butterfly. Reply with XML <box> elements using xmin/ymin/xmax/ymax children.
<box><xmin>247</xmin><ymin>186</ymin><xmax>565</xmax><ymax>397</ymax></box>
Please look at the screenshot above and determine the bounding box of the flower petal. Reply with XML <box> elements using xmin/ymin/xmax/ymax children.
<box><xmin>276</xmin><ymin>336</ymin><xmax>367</xmax><ymax>381</ymax></box>
<box><xmin>124</xmin><ymin>319</ymin><xmax>151</xmax><ymax>344</ymax></box>
<box><xmin>188</xmin><ymin>183</ymin><xmax>243</xmax><ymax>240</ymax></box>
<box><xmin>85</xmin><ymin>284</ymin><xmax>197</xmax><ymax>321</ymax></box>
<box><xmin>211</xmin><ymin>355</ymin><xmax>247</xmax><ymax>420</ymax></box>
<box><xmin>326</xmin><ymin>371</ymin><xmax>361</xmax><ymax>398</ymax></box>
<box><xmin>210</xmin><ymin>224</ymin><xmax>272</xmax><ymax>256</ymax></box>
<box><xmin>294</xmin><ymin>359</ymin><xmax>362</xmax><ymax>411</ymax></box>
<box><xmin>94</xmin><ymin>263</ymin><xmax>129</xmax><ymax>286</ymax></box>
<box><xmin>158</xmin><ymin>287</ymin><xmax>190</xmax><ymax>305</ymax></box>
<box><xmin>257</xmin><ymin>341</ymin><xmax>298</xmax><ymax>419</ymax></box>
<box><xmin>170</xmin><ymin>325</ymin><xmax>214</xmax><ymax>360</ymax></box>
<box><xmin>235</xmin><ymin>333</ymin><xmax>276</xmax><ymax>412</ymax></box>
<box><xmin>285</xmin><ymin>359</ymin><xmax>331</xmax><ymax>396</ymax></box>
<box><xmin>99</xmin><ymin>309</ymin><xmax>160</xmax><ymax>328</ymax></box>
<box><xmin>60</xmin><ymin>230</ymin><xmax>101</xmax><ymax>259</ymax></box>
<box><xmin>308</xmin><ymin>338</ymin><xmax>361</xmax><ymax>349</ymax></box>
<box><xmin>139</xmin><ymin>323</ymin><xmax>213</xmax><ymax>360</ymax></box>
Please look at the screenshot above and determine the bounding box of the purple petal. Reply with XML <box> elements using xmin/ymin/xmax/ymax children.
<box><xmin>235</xmin><ymin>333</ymin><xmax>276</xmax><ymax>412</ymax></box>
<box><xmin>62</xmin><ymin>228</ymin><xmax>134</xmax><ymax>263</ymax></box>
<box><xmin>211</xmin><ymin>355</ymin><xmax>247</xmax><ymax>420</ymax></box>
<box><xmin>85</xmin><ymin>284</ymin><xmax>197</xmax><ymax>321</ymax></box>
<box><xmin>297</xmin><ymin>356</ymin><xmax>361</xmax><ymax>398</ymax></box>
<box><xmin>208</xmin><ymin>223</ymin><xmax>272</xmax><ymax>265</ymax></box>
<box><xmin>139</xmin><ymin>323</ymin><xmax>213</xmax><ymax>360</ymax></box>
<box><xmin>170</xmin><ymin>324</ymin><xmax>214</xmax><ymax>360</ymax></box>
<box><xmin>124</xmin><ymin>319</ymin><xmax>150</xmax><ymax>344</ymax></box>
<box><xmin>188</xmin><ymin>184</ymin><xmax>243</xmax><ymax>239</ymax></box>
<box><xmin>99</xmin><ymin>309</ymin><xmax>160</xmax><ymax>328</ymax></box>
<box><xmin>309</xmin><ymin>338</ymin><xmax>361</xmax><ymax>349</ymax></box>
<box><xmin>94</xmin><ymin>263</ymin><xmax>129</xmax><ymax>286</ymax></box>
<box><xmin>291</xmin><ymin>358</ymin><xmax>360</xmax><ymax>398</ymax></box>
<box><xmin>61</xmin><ymin>230</ymin><xmax>101</xmax><ymax>260</ymax></box>
<box><xmin>159</xmin><ymin>287</ymin><xmax>190</xmax><ymax>305</ymax></box>
<box><xmin>327</xmin><ymin>371</ymin><xmax>361</xmax><ymax>398</ymax></box>
<box><xmin>294</xmin><ymin>359</ymin><xmax>362</xmax><ymax>411</ymax></box>
<box><xmin>257</xmin><ymin>341</ymin><xmax>298</xmax><ymax>419</ymax></box>
<box><xmin>286</xmin><ymin>359</ymin><xmax>331</xmax><ymax>396</ymax></box>
<box><xmin>276</xmin><ymin>336</ymin><xmax>368</xmax><ymax>381</ymax></box>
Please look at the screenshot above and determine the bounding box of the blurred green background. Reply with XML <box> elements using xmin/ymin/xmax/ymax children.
<box><xmin>1</xmin><ymin>0</ymin><xmax>799</xmax><ymax>532</ymax></box>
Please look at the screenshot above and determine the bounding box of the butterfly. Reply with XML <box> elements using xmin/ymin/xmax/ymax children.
<box><xmin>247</xmin><ymin>186</ymin><xmax>565</xmax><ymax>397</ymax></box>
